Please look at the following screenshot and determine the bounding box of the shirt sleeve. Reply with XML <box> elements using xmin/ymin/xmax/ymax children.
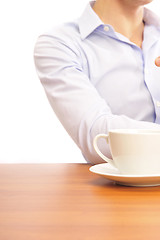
<box><xmin>34</xmin><ymin>34</ymin><xmax>160</xmax><ymax>164</ymax></box>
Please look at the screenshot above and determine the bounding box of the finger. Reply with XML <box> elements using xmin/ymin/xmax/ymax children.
<box><xmin>155</xmin><ymin>56</ymin><xmax>160</xmax><ymax>67</ymax></box>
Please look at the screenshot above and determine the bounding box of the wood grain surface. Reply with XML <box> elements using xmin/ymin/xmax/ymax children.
<box><xmin>0</xmin><ymin>163</ymin><xmax>160</xmax><ymax>240</ymax></box>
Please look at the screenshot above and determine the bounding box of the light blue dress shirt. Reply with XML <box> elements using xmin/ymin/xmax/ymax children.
<box><xmin>34</xmin><ymin>1</ymin><xmax>160</xmax><ymax>164</ymax></box>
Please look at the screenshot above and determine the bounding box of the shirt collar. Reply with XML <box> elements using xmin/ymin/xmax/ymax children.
<box><xmin>77</xmin><ymin>1</ymin><xmax>160</xmax><ymax>40</ymax></box>
<box><xmin>143</xmin><ymin>7</ymin><xmax>160</xmax><ymax>28</ymax></box>
<box><xmin>77</xmin><ymin>1</ymin><xmax>103</xmax><ymax>40</ymax></box>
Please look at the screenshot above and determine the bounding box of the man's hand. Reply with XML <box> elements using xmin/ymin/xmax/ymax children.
<box><xmin>155</xmin><ymin>57</ymin><xmax>160</xmax><ymax>67</ymax></box>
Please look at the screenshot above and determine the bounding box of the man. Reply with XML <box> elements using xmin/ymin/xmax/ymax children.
<box><xmin>34</xmin><ymin>0</ymin><xmax>160</xmax><ymax>164</ymax></box>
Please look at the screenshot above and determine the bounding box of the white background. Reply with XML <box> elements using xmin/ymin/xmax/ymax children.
<box><xmin>0</xmin><ymin>0</ymin><xmax>159</xmax><ymax>163</ymax></box>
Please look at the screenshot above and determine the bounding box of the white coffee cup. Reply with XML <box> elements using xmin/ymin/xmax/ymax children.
<box><xmin>93</xmin><ymin>129</ymin><xmax>160</xmax><ymax>175</ymax></box>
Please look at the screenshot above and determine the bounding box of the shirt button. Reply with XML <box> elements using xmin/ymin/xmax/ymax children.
<box><xmin>145</xmin><ymin>69</ymin><xmax>149</xmax><ymax>75</ymax></box>
<box><xmin>156</xmin><ymin>101</ymin><xmax>160</xmax><ymax>107</ymax></box>
<box><xmin>104</xmin><ymin>26</ymin><xmax>110</xmax><ymax>32</ymax></box>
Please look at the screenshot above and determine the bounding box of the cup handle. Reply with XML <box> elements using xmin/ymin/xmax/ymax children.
<box><xmin>93</xmin><ymin>134</ymin><xmax>116</xmax><ymax>168</ymax></box>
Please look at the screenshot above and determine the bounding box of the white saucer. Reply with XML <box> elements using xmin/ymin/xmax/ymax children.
<box><xmin>89</xmin><ymin>163</ymin><xmax>160</xmax><ymax>187</ymax></box>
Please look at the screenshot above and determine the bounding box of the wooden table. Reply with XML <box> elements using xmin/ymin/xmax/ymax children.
<box><xmin>0</xmin><ymin>163</ymin><xmax>160</xmax><ymax>240</ymax></box>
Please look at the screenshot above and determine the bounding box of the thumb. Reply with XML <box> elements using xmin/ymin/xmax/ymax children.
<box><xmin>155</xmin><ymin>56</ymin><xmax>160</xmax><ymax>67</ymax></box>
